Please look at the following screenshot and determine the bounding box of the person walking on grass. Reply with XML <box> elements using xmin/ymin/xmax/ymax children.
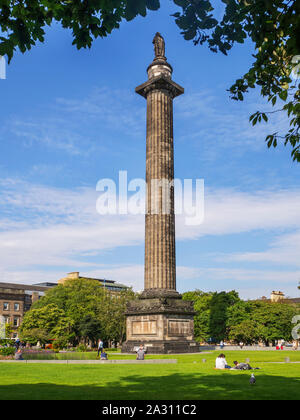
<box><xmin>97</xmin><ymin>339</ymin><xmax>104</xmax><ymax>357</ymax></box>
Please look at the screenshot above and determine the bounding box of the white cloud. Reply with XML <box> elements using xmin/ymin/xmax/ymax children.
<box><xmin>177</xmin><ymin>188</ymin><xmax>300</xmax><ymax>238</ymax></box>
<box><xmin>224</xmin><ymin>230</ymin><xmax>300</xmax><ymax>267</ymax></box>
<box><xmin>1</xmin><ymin>179</ymin><xmax>300</xmax><ymax>297</ymax></box>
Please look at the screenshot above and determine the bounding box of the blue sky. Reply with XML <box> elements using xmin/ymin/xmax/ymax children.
<box><xmin>0</xmin><ymin>1</ymin><xmax>299</xmax><ymax>299</ymax></box>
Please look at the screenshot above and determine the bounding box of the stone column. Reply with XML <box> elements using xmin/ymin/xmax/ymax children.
<box><xmin>136</xmin><ymin>56</ymin><xmax>184</xmax><ymax>298</ymax></box>
<box><xmin>122</xmin><ymin>35</ymin><xmax>199</xmax><ymax>354</ymax></box>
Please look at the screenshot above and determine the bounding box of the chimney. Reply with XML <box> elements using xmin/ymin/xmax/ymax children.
<box><xmin>67</xmin><ymin>272</ymin><xmax>80</xmax><ymax>279</ymax></box>
<box><xmin>32</xmin><ymin>291</ymin><xmax>40</xmax><ymax>304</ymax></box>
<box><xmin>270</xmin><ymin>291</ymin><xmax>285</xmax><ymax>302</ymax></box>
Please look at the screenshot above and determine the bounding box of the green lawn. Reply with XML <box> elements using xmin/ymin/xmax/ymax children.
<box><xmin>0</xmin><ymin>351</ymin><xmax>299</xmax><ymax>400</ymax></box>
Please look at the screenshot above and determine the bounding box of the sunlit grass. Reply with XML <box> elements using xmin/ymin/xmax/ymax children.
<box><xmin>0</xmin><ymin>351</ymin><xmax>299</xmax><ymax>400</ymax></box>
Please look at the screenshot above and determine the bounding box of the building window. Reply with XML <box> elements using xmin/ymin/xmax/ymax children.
<box><xmin>3</xmin><ymin>302</ymin><xmax>9</xmax><ymax>311</ymax></box>
<box><xmin>13</xmin><ymin>317</ymin><xmax>19</xmax><ymax>327</ymax></box>
<box><xmin>4</xmin><ymin>316</ymin><xmax>10</xmax><ymax>324</ymax></box>
<box><xmin>14</xmin><ymin>303</ymin><xmax>20</xmax><ymax>311</ymax></box>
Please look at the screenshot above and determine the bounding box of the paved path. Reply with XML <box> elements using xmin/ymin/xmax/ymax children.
<box><xmin>261</xmin><ymin>361</ymin><xmax>300</xmax><ymax>364</ymax></box>
<box><xmin>0</xmin><ymin>359</ymin><xmax>177</xmax><ymax>364</ymax></box>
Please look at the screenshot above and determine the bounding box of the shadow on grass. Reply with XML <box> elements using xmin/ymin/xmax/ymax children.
<box><xmin>0</xmin><ymin>372</ymin><xmax>299</xmax><ymax>400</ymax></box>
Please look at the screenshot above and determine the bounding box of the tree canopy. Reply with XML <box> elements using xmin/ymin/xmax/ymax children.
<box><xmin>19</xmin><ymin>278</ymin><xmax>136</xmax><ymax>347</ymax></box>
<box><xmin>183</xmin><ymin>289</ymin><xmax>300</xmax><ymax>344</ymax></box>
<box><xmin>182</xmin><ymin>289</ymin><xmax>242</xmax><ymax>342</ymax></box>
<box><xmin>0</xmin><ymin>1</ymin><xmax>299</xmax><ymax>161</ymax></box>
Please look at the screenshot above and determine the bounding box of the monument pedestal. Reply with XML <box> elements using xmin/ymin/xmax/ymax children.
<box><xmin>122</xmin><ymin>295</ymin><xmax>200</xmax><ymax>354</ymax></box>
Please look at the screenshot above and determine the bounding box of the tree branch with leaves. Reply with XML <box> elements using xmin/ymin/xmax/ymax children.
<box><xmin>1</xmin><ymin>0</ymin><xmax>299</xmax><ymax>160</ymax></box>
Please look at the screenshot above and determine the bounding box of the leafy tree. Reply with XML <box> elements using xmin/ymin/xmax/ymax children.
<box><xmin>5</xmin><ymin>323</ymin><xmax>13</xmax><ymax>339</ymax></box>
<box><xmin>182</xmin><ymin>290</ymin><xmax>214</xmax><ymax>342</ymax></box>
<box><xmin>249</xmin><ymin>300</ymin><xmax>298</xmax><ymax>345</ymax></box>
<box><xmin>102</xmin><ymin>289</ymin><xmax>136</xmax><ymax>345</ymax></box>
<box><xmin>185</xmin><ymin>289</ymin><xmax>299</xmax><ymax>345</ymax></box>
<box><xmin>19</xmin><ymin>303</ymin><xmax>72</xmax><ymax>344</ymax></box>
<box><xmin>173</xmin><ymin>0</ymin><xmax>300</xmax><ymax>161</ymax></box>
<box><xmin>227</xmin><ymin>299</ymin><xmax>299</xmax><ymax>345</ymax></box>
<box><xmin>0</xmin><ymin>0</ymin><xmax>161</xmax><ymax>62</ymax></box>
<box><xmin>0</xmin><ymin>323</ymin><xmax>14</xmax><ymax>345</ymax></box>
<box><xmin>24</xmin><ymin>278</ymin><xmax>136</xmax><ymax>346</ymax></box>
<box><xmin>226</xmin><ymin>300</ymin><xmax>253</xmax><ymax>328</ymax></box>
<box><xmin>228</xmin><ymin>319</ymin><xmax>259</xmax><ymax>345</ymax></box>
<box><xmin>209</xmin><ymin>290</ymin><xmax>241</xmax><ymax>342</ymax></box>
<box><xmin>183</xmin><ymin>289</ymin><xmax>241</xmax><ymax>342</ymax></box>
<box><xmin>0</xmin><ymin>1</ymin><xmax>299</xmax><ymax>161</ymax></box>
<box><xmin>19</xmin><ymin>328</ymin><xmax>52</xmax><ymax>345</ymax></box>
<box><xmin>78</xmin><ymin>314</ymin><xmax>102</xmax><ymax>347</ymax></box>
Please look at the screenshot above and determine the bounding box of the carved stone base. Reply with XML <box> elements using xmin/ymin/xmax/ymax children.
<box><xmin>122</xmin><ymin>297</ymin><xmax>200</xmax><ymax>354</ymax></box>
<box><xmin>122</xmin><ymin>340</ymin><xmax>200</xmax><ymax>354</ymax></box>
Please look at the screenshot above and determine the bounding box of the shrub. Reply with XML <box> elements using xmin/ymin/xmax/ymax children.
<box><xmin>76</xmin><ymin>344</ymin><xmax>88</xmax><ymax>352</ymax></box>
<box><xmin>0</xmin><ymin>339</ymin><xmax>15</xmax><ymax>347</ymax></box>
<box><xmin>0</xmin><ymin>347</ymin><xmax>16</xmax><ymax>357</ymax></box>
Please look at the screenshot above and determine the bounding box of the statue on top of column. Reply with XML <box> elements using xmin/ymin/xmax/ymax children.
<box><xmin>153</xmin><ymin>32</ymin><xmax>165</xmax><ymax>59</ymax></box>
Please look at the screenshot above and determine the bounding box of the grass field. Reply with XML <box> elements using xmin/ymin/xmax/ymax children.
<box><xmin>0</xmin><ymin>351</ymin><xmax>299</xmax><ymax>400</ymax></box>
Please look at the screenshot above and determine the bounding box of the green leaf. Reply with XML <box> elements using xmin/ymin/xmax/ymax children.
<box><xmin>279</xmin><ymin>90</ymin><xmax>288</xmax><ymax>101</ymax></box>
<box><xmin>146</xmin><ymin>0</ymin><xmax>160</xmax><ymax>10</ymax></box>
<box><xmin>184</xmin><ymin>28</ymin><xmax>197</xmax><ymax>40</ymax></box>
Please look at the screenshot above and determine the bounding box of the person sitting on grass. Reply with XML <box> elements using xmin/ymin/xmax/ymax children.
<box><xmin>100</xmin><ymin>350</ymin><xmax>108</xmax><ymax>360</ymax></box>
<box><xmin>14</xmin><ymin>349</ymin><xmax>23</xmax><ymax>361</ymax></box>
<box><xmin>215</xmin><ymin>354</ymin><xmax>231</xmax><ymax>369</ymax></box>
<box><xmin>136</xmin><ymin>344</ymin><xmax>147</xmax><ymax>360</ymax></box>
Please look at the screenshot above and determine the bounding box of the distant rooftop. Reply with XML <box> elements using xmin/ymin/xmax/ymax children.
<box><xmin>34</xmin><ymin>282</ymin><xmax>58</xmax><ymax>287</ymax></box>
<box><xmin>256</xmin><ymin>290</ymin><xmax>300</xmax><ymax>304</ymax></box>
<box><xmin>58</xmin><ymin>272</ymin><xmax>128</xmax><ymax>291</ymax></box>
<box><xmin>0</xmin><ymin>282</ymin><xmax>53</xmax><ymax>292</ymax></box>
<box><xmin>0</xmin><ymin>273</ymin><xmax>129</xmax><ymax>293</ymax></box>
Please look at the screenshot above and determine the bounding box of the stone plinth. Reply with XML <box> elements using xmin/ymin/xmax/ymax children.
<box><xmin>122</xmin><ymin>298</ymin><xmax>200</xmax><ymax>354</ymax></box>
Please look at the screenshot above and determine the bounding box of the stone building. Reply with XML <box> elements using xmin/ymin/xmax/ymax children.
<box><xmin>259</xmin><ymin>291</ymin><xmax>300</xmax><ymax>304</ymax></box>
<box><xmin>0</xmin><ymin>282</ymin><xmax>53</xmax><ymax>338</ymax></box>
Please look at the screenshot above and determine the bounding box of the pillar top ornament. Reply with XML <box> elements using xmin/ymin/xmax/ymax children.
<box><xmin>153</xmin><ymin>32</ymin><xmax>166</xmax><ymax>60</ymax></box>
<box><xmin>135</xmin><ymin>34</ymin><xmax>184</xmax><ymax>99</ymax></box>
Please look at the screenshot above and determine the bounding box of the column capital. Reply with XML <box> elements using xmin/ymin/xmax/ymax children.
<box><xmin>135</xmin><ymin>75</ymin><xmax>184</xmax><ymax>99</ymax></box>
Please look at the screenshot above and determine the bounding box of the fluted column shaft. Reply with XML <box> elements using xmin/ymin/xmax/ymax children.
<box><xmin>144</xmin><ymin>88</ymin><xmax>176</xmax><ymax>291</ymax></box>
<box><xmin>135</xmin><ymin>58</ymin><xmax>184</xmax><ymax>298</ymax></box>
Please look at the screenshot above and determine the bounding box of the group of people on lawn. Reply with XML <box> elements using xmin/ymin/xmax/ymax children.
<box><xmin>13</xmin><ymin>339</ymin><xmax>145</xmax><ymax>361</ymax></box>
<box><xmin>215</xmin><ymin>354</ymin><xmax>259</xmax><ymax>370</ymax></box>
<box><xmin>97</xmin><ymin>340</ymin><xmax>147</xmax><ymax>360</ymax></box>
<box><xmin>12</xmin><ymin>339</ymin><xmax>262</xmax><ymax>367</ymax></box>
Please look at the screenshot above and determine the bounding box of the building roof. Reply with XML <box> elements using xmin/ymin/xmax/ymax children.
<box><xmin>285</xmin><ymin>297</ymin><xmax>300</xmax><ymax>304</ymax></box>
<box><xmin>0</xmin><ymin>274</ymin><xmax>129</xmax><ymax>295</ymax></box>
<box><xmin>34</xmin><ymin>282</ymin><xmax>58</xmax><ymax>287</ymax></box>
<box><xmin>0</xmin><ymin>282</ymin><xmax>52</xmax><ymax>292</ymax></box>
<box><xmin>79</xmin><ymin>277</ymin><xmax>128</xmax><ymax>290</ymax></box>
